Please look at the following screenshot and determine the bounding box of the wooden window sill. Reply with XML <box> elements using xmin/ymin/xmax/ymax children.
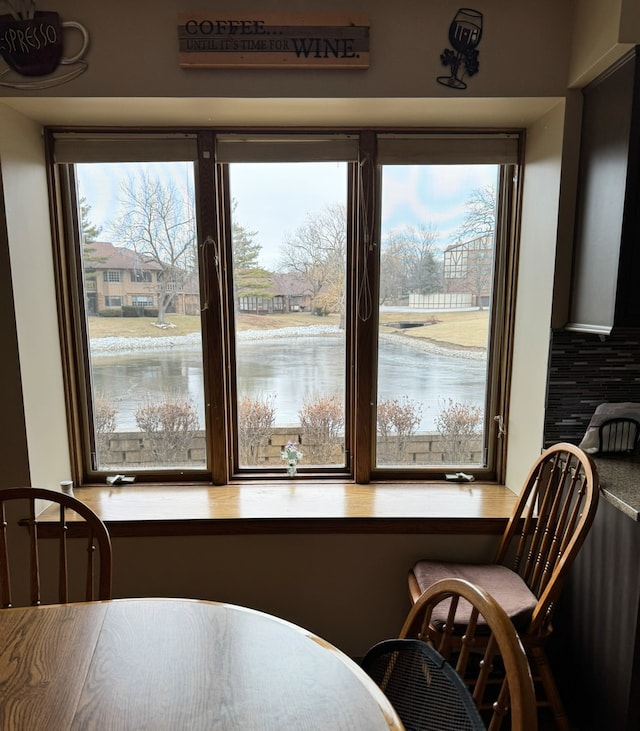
<box><xmin>37</xmin><ymin>481</ymin><xmax>518</xmax><ymax>537</ymax></box>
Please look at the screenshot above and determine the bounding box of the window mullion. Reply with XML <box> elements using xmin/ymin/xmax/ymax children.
<box><xmin>198</xmin><ymin>132</ymin><xmax>229</xmax><ymax>485</ymax></box>
<box><xmin>487</xmin><ymin>164</ymin><xmax>520</xmax><ymax>481</ymax></box>
<box><xmin>353</xmin><ymin>131</ymin><xmax>379</xmax><ymax>484</ymax></box>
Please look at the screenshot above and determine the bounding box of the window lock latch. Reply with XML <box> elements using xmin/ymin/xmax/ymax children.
<box><xmin>106</xmin><ymin>474</ymin><xmax>136</xmax><ymax>485</ymax></box>
<box><xmin>445</xmin><ymin>472</ymin><xmax>475</xmax><ymax>482</ymax></box>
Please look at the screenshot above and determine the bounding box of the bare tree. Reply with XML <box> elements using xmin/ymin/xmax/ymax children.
<box><xmin>112</xmin><ymin>170</ymin><xmax>197</xmax><ymax>325</ymax></box>
<box><xmin>451</xmin><ymin>184</ymin><xmax>496</xmax><ymax>244</ymax></box>
<box><xmin>380</xmin><ymin>224</ymin><xmax>441</xmax><ymax>304</ymax></box>
<box><xmin>465</xmin><ymin>237</ymin><xmax>493</xmax><ymax>309</ymax></box>
<box><xmin>448</xmin><ymin>185</ymin><xmax>497</xmax><ymax>309</ymax></box>
<box><xmin>379</xmin><ymin>238</ymin><xmax>409</xmax><ymax>305</ymax></box>
<box><xmin>279</xmin><ymin>203</ymin><xmax>346</xmax><ymax>318</ymax></box>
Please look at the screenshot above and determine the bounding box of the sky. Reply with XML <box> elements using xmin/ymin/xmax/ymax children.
<box><xmin>77</xmin><ymin>161</ymin><xmax>498</xmax><ymax>270</ymax></box>
<box><xmin>382</xmin><ymin>164</ymin><xmax>497</xmax><ymax>241</ymax></box>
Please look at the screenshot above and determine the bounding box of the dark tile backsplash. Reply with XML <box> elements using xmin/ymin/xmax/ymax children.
<box><xmin>544</xmin><ymin>329</ymin><xmax>640</xmax><ymax>447</ymax></box>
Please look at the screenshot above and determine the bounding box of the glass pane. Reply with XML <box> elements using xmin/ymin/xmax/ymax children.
<box><xmin>75</xmin><ymin>161</ymin><xmax>205</xmax><ymax>471</ymax></box>
<box><xmin>377</xmin><ymin>165</ymin><xmax>498</xmax><ymax>468</ymax></box>
<box><xmin>229</xmin><ymin>162</ymin><xmax>348</xmax><ymax>471</ymax></box>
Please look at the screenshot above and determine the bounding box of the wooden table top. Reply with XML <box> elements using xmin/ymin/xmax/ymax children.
<box><xmin>0</xmin><ymin>597</ymin><xmax>404</xmax><ymax>730</ymax></box>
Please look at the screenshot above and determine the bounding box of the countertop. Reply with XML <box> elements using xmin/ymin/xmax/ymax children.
<box><xmin>592</xmin><ymin>454</ymin><xmax>640</xmax><ymax>521</ymax></box>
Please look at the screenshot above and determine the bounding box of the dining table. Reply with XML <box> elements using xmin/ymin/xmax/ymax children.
<box><xmin>0</xmin><ymin>597</ymin><xmax>404</xmax><ymax>730</ymax></box>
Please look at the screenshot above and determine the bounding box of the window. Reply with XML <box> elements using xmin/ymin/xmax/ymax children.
<box><xmin>377</xmin><ymin>165</ymin><xmax>498</xmax><ymax>467</ymax></box>
<box><xmin>50</xmin><ymin>130</ymin><xmax>520</xmax><ymax>484</ymax></box>
<box><xmin>227</xmin><ymin>159</ymin><xmax>349</xmax><ymax>470</ymax></box>
<box><xmin>131</xmin><ymin>270</ymin><xmax>153</xmax><ymax>283</ymax></box>
<box><xmin>237</xmin><ymin>296</ymin><xmax>270</xmax><ymax>313</ymax></box>
<box><xmin>103</xmin><ymin>271</ymin><xmax>121</xmax><ymax>282</ymax></box>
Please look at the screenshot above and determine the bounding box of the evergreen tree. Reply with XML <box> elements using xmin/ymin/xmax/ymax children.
<box><xmin>80</xmin><ymin>196</ymin><xmax>106</xmax><ymax>266</ymax></box>
<box><xmin>232</xmin><ymin>208</ymin><xmax>271</xmax><ymax>305</ymax></box>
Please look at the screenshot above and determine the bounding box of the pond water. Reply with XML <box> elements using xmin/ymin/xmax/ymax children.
<box><xmin>90</xmin><ymin>336</ymin><xmax>487</xmax><ymax>432</ymax></box>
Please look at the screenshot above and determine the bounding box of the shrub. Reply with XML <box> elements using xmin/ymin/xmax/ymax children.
<box><xmin>237</xmin><ymin>395</ymin><xmax>275</xmax><ymax>465</ymax></box>
<box><xmin>92</xmin><ymin>396</ymin><xmax>117</xmax><ymax>465</ymax></box>
<box><xmin>94</xmin><ymin>396</ymin><xmax>117</xmax><ymax>435</ymax></box>
<box><xmin>377</xmin><ymin>396</ymin><xmax>422</xmax><ymax>464</ymax></box>
<box><xmin>122</xmin><ymin>305</ymin><xmax>144</xmax><ymax>317</ymax></box>
<box><xmin>299</xmin><ymin>394</ymin><xmax>344</xmax><ymax>465</ymax></box>
<box><xmin>98</xmin><ymin>308</ymin><xmax>123</xmax><ymax>317</ymax></box>
<box><xmin>135</xmin><ymin>398</ymin><xmax>199</xmax><ymax>465</ymax></box>
<box><xmin>435</xmin><ymin>398</ymin><xmax>483</xmax><ymax>464</ymax></box>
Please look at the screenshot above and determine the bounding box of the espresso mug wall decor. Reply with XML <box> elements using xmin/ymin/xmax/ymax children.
<box><xmin>0</xmin><ymin>10</ymin><xmax>88</xmax><ymax>77</ymax></box>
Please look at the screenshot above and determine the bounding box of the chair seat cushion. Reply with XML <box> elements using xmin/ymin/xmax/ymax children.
<box><xmin>410</xmin><ymin>561</ymin><xmax>538</xmax><ymax>631</ymax></box>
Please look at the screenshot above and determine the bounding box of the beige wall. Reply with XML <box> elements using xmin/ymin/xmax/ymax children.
<box><xmin>0</xmin><ymin>0</ymin><xmax>574</xmax><ymax>102</ymax></box>
<box><xmin>505</xmin><ymin>100</ymin><xmax>569</xmax><ymax>485</ymax></box>
<box><xmin>0</xmin><ymin>0</ymin><xmax>638</xmax><ymax>656</ymax></box>
<box><xmin>112</xmin><ymin>532</ymin><xmax>499</xmax><ymax>657</ymax></box>
<box><xmin>569</xmin><ymin>0</ymin><xmax>639</xmax><ymax>86</ymax></box>
<box><xmin>0</xmin><ymin>164</ymin><xmax>29</xmax><ymax>486</ymax></box>
<box><xmin>0</xmin><ymin>104</ymin><xmax>71</xmax><ymax>490</ymax></box>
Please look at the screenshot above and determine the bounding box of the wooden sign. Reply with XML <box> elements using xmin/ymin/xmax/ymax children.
<box><xmin>178</xmin><ymin>13</ymin><xmax>369</xmax><ymax>69</ymax></box>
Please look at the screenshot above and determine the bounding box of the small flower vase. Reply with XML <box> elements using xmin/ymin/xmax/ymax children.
<box><xmin>282</xmin><ymin>443</ymin><xmax>301</xmax><ymax>477</ymax></box>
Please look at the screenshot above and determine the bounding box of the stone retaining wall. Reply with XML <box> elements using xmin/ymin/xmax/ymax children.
<box><xmin>99</xmin><ymin>427</ymin><xmax>483</xmax><ymax>468</ymax></box>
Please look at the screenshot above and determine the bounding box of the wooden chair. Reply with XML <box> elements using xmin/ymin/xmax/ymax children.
<box><xmin>597</xmin><ymin>417</ymin><xmax>640</xmax><ymax>454</ymax></box>
<box><xmin>395</xmin><ymin>577</ymin><xmax>537</xmax><ymax>731</ymax></box>
<box><xmin>0</xmin><ymin>487</ymin><xmax>112</xmax><ymax>608</ymax></box>
<box><xmin>408</xmin><ymin>443</ymin><xmax>599</xmax><ymax>731</ymax></box>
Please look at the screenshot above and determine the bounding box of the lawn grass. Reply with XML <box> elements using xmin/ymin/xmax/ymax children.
<box><xmin>397</xmin><ymin>310</ymin><xmax>489</xmax><ymax>350</ymax></box>
<box><xmin>88</xmin><ymin>309</ymin><xmax>489</xmax><ymax>349</ymax></box>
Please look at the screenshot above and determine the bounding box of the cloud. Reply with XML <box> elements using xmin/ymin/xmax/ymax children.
<box><xmin>77</xmin><ymin>160</ymin><xmax>498</xmax><ymax>264</ymax></box>
<box><xmin>381</xmin><ymin>165</ymin><xmax>497</xmax><ymax>246</ymax></box>
<box><xmin>231</xmin><ymin>162</ymin><xmax>347</xmax><ymax>268</ymax></box>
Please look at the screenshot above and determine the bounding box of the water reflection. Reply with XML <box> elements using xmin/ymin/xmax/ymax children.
<box><xmin>236</xmin><ymin>337</ymin><xmax>346</xmax><ymax>424</ymax></box>
<box><xmin>91</xmin><ymin>336</ymin><xmax>486</xmax><ymax>431</ymax></box>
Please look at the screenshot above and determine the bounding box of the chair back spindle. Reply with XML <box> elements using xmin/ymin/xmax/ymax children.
<box><xmin>408</xmin><ymin>444</ymin><xmax>599</xmax><ymax>728</ymax></box>
<box><xmin>397</xmin><ymin>578</ymin><xmax>537</xmax><ymax>731</ymax></box>
<box><xmin>597</xmin><ymin>417</ymin><xmax>640</xmax><ymax>454</ymax></box>
<box><xmin>495</xmin><ymin>444</ymin><xmax>598</xmax><ymax>636</ymax></box>
<box><xmin>0</xmin><ymin>487</ymin><xmax>112</xmax><ymax>608</ymax></box>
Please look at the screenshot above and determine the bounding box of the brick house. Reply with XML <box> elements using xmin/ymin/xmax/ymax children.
<box><xmin>236</xmin><ymin>271</ymin><xmax>314</xmax><ymax>314</ymax></box>
<box><xmin>84</xmin><ymin>241</ymin><xmax>200</xmax><ymax>315</ymax></box>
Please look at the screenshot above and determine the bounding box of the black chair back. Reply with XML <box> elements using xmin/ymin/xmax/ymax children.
<box><xmin>361</xmin><ymin>638</ymin><xmax>485</xmax><ymax>731</ymax></box>
<box><xmin>597</xmin><ymin>417</ymin><xmax>640</xmax><ymax>454</ymax></box>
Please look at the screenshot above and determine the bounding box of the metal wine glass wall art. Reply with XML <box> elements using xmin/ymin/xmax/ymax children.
<box><xmin>0</xmin><ymin>1</ymin><xmax>89</xmax><ymax>88</ymax></box>
<box><xmin>437</xmin><ymin>7</ymin><xmax>483</xmax><ymax>90</ymax></box>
